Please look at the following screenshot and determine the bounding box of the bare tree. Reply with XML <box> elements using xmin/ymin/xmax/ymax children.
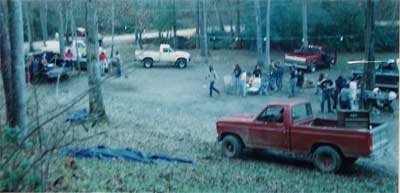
<box><xmin>40</xmin><ymin>0</ymin><xmax>48</xmax><ymax>47</ymax></box>
<box><xmin>302</xmin><ymin>0</ymin><xmax>308</xmax><ymax>47</ymax></box>
<box><xmin>0</xmin><ymin>0</ymin><xmax>14</xmax><ymax>126</ymax></box>
<box><xmin>7</xmin><ymin>0</ymin><xmax>28</xmax><ymax>130</ymax></box>
<box><xmin>364</xmin><ymin>0</ymin><xmax>376</xmax><ymax>90</ymax></box>
<box><xmin>265</xmin><ymin>0</ymin><xmax>271</xmax><ymax>67</ymax></box>
<box><xmin>85</xmin><ymin>0</ymin><xmax>107</xmax><ymax>121</ymax></box>
<box><xmin>23</xmin><ymin>2</ymin><xmax>34</xmax><ymax>52</ymax></box>
<box><xmin>254</xmin><ymin>0</ymin><xmax>264</xmax><ymax>66</ymax></box>
<box><xmin>57</xmin><ymin>3</ymin><xmax>65</xmax><ymax>59</ymax></box>
<box><xmin>213</xmin><ymin>0</ymin><xmax>224</xmax><ymax>32</ymax></box>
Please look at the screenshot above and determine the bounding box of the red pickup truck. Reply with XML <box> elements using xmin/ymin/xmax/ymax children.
<box><xmin>216</xmin><ymin>100</ymin><xmax>388</xmax><ymax>173</ymax></box>
<box><xmin>284</xmin><ymin>45</ymin><xmax>337</xmax><ymax>72</ymax></box>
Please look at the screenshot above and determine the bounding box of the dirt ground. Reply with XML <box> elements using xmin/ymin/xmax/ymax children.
<box><xmin>1</xmin><ymin>42</ymin><xmax>398</xmax><ymax>192</ymax></box>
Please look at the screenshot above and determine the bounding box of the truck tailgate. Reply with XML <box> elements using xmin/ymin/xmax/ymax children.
<box><xmin>370</xmin><ymin>123</ymin><xmax>389</xmax><ymax>158</ymax></box>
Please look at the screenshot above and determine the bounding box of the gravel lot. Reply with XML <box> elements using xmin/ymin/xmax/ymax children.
<box><xmin>1</xmin><ymin>43</ymin><xmax>398</xmax><ymax>192</ymax></box>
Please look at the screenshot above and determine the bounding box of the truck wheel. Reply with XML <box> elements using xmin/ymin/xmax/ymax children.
<box><xmin>143</xmin><ymin>58</ymin><xmax>153</xmax><ymax>68</ymax></box>
<box><xmin>312</xmin><ymin>146</ymin><xmax>343</xmax><ymax>173</ymax></box>
<box><xmin>176</xmin><ymin>59</ymin><xmax>187</xmax><ymax>68</ymax></box>
<box><xmin>221</xmin><ymin>135</ymin><xmax>242</xmax><ymax>158</ymax></box>
<box><xmin>308</xmin><ymin>64</ymin><xmax>316</xmax><ymax>73</ymax></box>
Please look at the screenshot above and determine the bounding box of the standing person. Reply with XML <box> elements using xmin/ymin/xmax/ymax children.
<box><xmin>288</xmin><ymin>66</ymin><xmax>297</xmax><ymax>97</ymax></box>
<box><xmin>233</xmin><ymin>64</ymin><xmax>242</xmax><ymax>96</ymax></box>
<box><xmin>320</xmin><ymin>74</ymin><xmax>334</xmax><ymax>113</ymax></box>
<box><xmin>338</xmin><ymin>83</ymin><xmax>352</xmax><ymax>110</ymax></box>
<box><xmin>315</xmin><ymin>73</ymin><xmax>324</xmax><ymax>95</ymax></box>
<box><xmin>333</xmin><ymin>76</ymin><xmax>346</xmax><ymax>110</ymax></box>
<box><xmin>276</xmin><ymin>62</ymin><xmax>284</xmax><ymax>92</ymax></box>
<box><xmin>99</xmin><ymin>52</ymin><xmax>108</xmax><ymax>76</ymax></box>
<box><xmin>206</xmin><ymin>65</ymin><xmax>220</xmax><ymax>97</ymax></box>
<box><xmin>114</xmin><ymin>51</ymin><xmax>122</xmax><ymax>77</ymax></box>
<box><xmin>296</xmin><ymin>70</ymin><xmax>304</xmax><ymax>89</ymax></box>
<box><xmin>65</xmin><ymin>49</ymin><xmax>74</xmax><ymax>69</ymax></box>
<box><xmin>32</xmin><ymin>57</ymin><xmax>40</xmax><ymax>83</ymax></box>
<box><xmin>349</xmin><ymin>77</ymin><xmax>358</xmax><ymax>109</ymax></box>
<box><xmin>253</xmin><ymin>65</ymin><xmax>262</xmax><ymax>78</ymax></box>
<box><xmin>270</xmin><ymin>63</ymin><xmax>278</xmax><ymax>92</ymax></box>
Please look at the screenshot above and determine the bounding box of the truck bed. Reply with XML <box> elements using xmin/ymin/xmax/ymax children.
<box><xmin>306</xmin><ymin>118</ymin><xmax>381</xmax><ymax>130</ymax></box>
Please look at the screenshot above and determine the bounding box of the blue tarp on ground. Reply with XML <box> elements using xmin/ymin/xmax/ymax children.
<box><xmin>66</xmin><ymin>109</ymin><xmax>89</xmax><ymax>124</ymax></box>
<box><xmin>62</xmin><ymin>146</ymin><xmax>193</xmax><ymax>164</ymax></box>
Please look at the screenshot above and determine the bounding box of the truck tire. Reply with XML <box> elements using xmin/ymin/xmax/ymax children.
<box><xmin>176</xmin><ymin>58</ymin><xmax>187</xmax><ymax>68</ymax></box>
<box><xmin>308</xmin><ymin>63</ymin><xmax>316</xmax><ymax>73</ymax></box>
<box><xmin>312</xmin><ymin>146</ymin><xmax>343</xmax><ymax>173</ymax></box>
<box><xmin>221</xmin><ymin>135</ymin><xmax>242</xmax><ymax>158</ymax></box>
<box><xmin>143</xmin><ymin>58</ymin><xmax>153</xmax><ymax>68</ymax></box>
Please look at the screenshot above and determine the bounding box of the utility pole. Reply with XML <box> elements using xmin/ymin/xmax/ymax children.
<box><xmin>265</xmin><ymin>0</ymin><xmax>271</xmax><ymax>67</ymax></box>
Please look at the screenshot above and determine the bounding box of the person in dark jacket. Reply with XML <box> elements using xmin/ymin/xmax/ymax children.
<box><xmin>288</xmin><ymin>66</ymin><xmax>297</xmax><ymax>97</ymax></box>
<box><xmin>320</xmin><ymin>74</ymin><xmax>334</xmax><ymax>113</ymax></box>
<box><xmin>276</xmin><ymin>62</ymin><xmax>284</xmax><ymax>92</ymax></box>
<box><xmin>296</xmin><ymin>70</ymin><xmax>304</xmax><ymax>89</ymax></box>
<box><xmin>233</xmin><ymin>64</ymin><xmax>242</xmax><ymax>95</ymax></box>
<box><xmin>253</xmin><ymin>65</ymin><xmax>262</xmax><ymax>78</ymax></box>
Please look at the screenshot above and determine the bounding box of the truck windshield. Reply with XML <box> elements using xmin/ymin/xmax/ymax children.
<box><xmin>291</xmin><ymin>103</ymin><xmax>313</xmax><ymax>122</ymax></box>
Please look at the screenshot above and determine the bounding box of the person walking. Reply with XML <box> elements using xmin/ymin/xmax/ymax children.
<box><xmin>320</xmin><ymin>74</ymin><xmax>334</xmax><ymax>113</ymax></box>
<box><xmin>206</xmin><ymin>65</ymin><xmax>220</xmax><ymax>97</ymax></box>
<box><xmin>288</xmin><ymin>66</ymin><xmax>297</xmax><ymax>97</ymax></box>
<box><xmin>233</xmin><ymin>64</ymin><xmax>242</xmax><ymax>96</ymax></box>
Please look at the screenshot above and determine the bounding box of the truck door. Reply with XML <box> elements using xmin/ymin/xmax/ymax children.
<box><xmin>160</xmin><ymin>47</ymin><xmax>174</xmax><ymax>63</ymax></box>
<box><xmin>250</xmin><ymin>106</ymin><xmax>289</xmax><ymax>150</ymax></box>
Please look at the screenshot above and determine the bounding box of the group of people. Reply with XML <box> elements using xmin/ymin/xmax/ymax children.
<box><xmin>316</xmin><ymin>73</ymin><xmax>357</xmax><ymax>113</ymax></box>
<box><xmin>66</xmin><ymin>49</ymin><xmax>123</xmax><ymax>77</ymax></box>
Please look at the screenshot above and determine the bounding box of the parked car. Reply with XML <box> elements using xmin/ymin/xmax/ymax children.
<box><xmin>216</xmin><ymin>100</ymin><xmax>388</xmax><ymax>173</ymax></box>
<box><xmin>134</xmin><ymin>44</ymin><xmax>191</xmax><ymax>69</ymax></box>
<box><xmin>40</xmin><ymin>40</ymin><xmax>88</xmax><ymax>70</ymax></box>
<box><xmin>26</xmin><ymin>51</ymin><xmax>71</xmax><ymax>81</ymax></box>
<box><xmin>352</xmin><ymin>59</ymin><xmax>399</xmax><ymax>91</ymax></box>
<box><xmin>284</xmin><ymin>45</ymin><xmax>337</xmax><ymax>72</ymax></box>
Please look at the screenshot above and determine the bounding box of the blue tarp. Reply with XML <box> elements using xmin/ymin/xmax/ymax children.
<box><xmin>66</xmin><ymin>109</ymin><xmax>89</xmax><ymax>124</ymax></box>
<box><xmin>62</xmin><ymin>146</ymin><xmax>193</xmax><ymax>164</ymax></box>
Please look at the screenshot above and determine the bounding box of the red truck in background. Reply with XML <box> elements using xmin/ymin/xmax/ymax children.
<box><xmin>284</xmin><ymin>45</ymin><xmax>337</xmax><ymax>72</ymax></box>
<box><xmin>216</xmin><ymin>100</ymin><xmax>388</xmax><ymax>173</ymax></box>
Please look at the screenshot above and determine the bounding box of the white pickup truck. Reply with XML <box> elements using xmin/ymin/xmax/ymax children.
<box><xmin>134</xmin><ymin>44</ymin><xmax>191</xmax><ymax>68</ymax></box>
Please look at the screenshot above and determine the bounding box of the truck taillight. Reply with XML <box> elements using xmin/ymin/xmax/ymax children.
<box><xmin>368</xmin><ymin>136</ymin><xmax>372</xmax><ymax>152</ymax></box>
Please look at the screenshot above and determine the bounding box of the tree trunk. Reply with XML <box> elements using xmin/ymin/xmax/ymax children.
<box><xmin>172</xmin><ymin>0</ymin><xmax>177</xmax><ymax>48</ymax></box>
<box><xmin>364</xmin><ymin>0</ymin><xmax>375</xmax><ymax>91</ymax></box>
<box><xmin>214</xmin><ymin>1</ymin><xmax>224</xmax><ymax>32</ymax></box>
<box><xmin>40</xmin><ymin>0</ymin><xmax>48</xmax><ymax>47</ymax></box>
<box><xmin>85</xmin><ymin>0</ymin><xmax>107</xmax><ymax>121</ymax></box>
<box><xmin>302</xmin><ymin>0</ymin><xmax>308</xmax><ymax>47</ymax></box>
<box><xmin>69</xmin><ymin>7</ymin><xmax>80</xmax><ymax>72</ymax></box>
<box><xmin>254</xmin><ymin>0</ymin><xmax>264</xmax><ymax>66</ymax></box>
<box><xmin>265</xmin><ymin>0</ymin><xmax>271</xmax><ymax>67</ymax></box>
<box><xmin>23</xmin><ymin>2</ymin><xmax>33</xmax><ymax>52</ymax></box>
<box><xmin>58</xmin><ymin>3</ymin><xmax>65</xmax><ymax>59</ymax></box>
<box><xmin>110</xmin><ymin>1</ymin><xmax>115</xmax><ymax>58</ymax></box>
<box><xmin>196</xmin><ymin>0</ymin><xmax>200</xmax><ymax>49</ymax></box>
<box><xmin>200</xmin><ymin>0</ymin><xmax>208</xmax><ymax>63</ymax></box>
<box><xmin>0</xmin><ymin>0</ymin><xmax>15</xmax><ymax>127</ymax></box>
<box><xmin>8</xmin><ymin>0</ymin><xmax>28</xmax><ymax>130</ymax></box>
<box><xmin>235</xmin><ymin>0</ymin><xmax>240</xmax><ymax>38</ymax></box>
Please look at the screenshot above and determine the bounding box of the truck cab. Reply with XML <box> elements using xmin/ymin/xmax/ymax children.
<box><xmin>216</xmin><ymin>100</ymin><xmax>388</xmax><ymax>173</ymax></box>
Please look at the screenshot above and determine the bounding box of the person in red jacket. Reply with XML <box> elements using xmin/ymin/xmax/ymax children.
<box><xmin>99</xmin><ymin>52</ymin><xmax>108</xmax><ymax>76</ymax></box>
<box><xmin>65</xmin><ymin>49</ymin><xmax>74</xmax><ymax>68</ymax></box>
